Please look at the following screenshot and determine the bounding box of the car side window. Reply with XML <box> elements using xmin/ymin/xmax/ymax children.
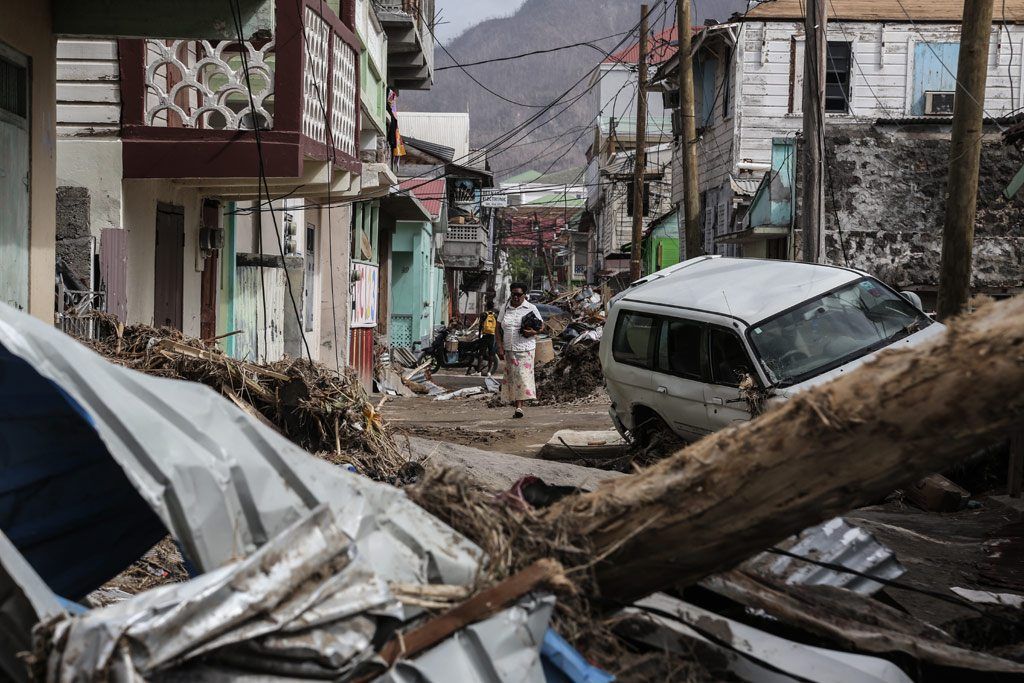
<box><xmin>656</xmin><ymin>318</ymin><xmax>703</xmax><ymax>380</ymax></box>
<box><xmin>612</xmin><ymin>311</ymin><xmax>658</xmax><ymax>368</ymax></box>
<box><xmin>709</xmin><ymin>328</ymin><xmax>755</xmax><ymax>387</ymax></box>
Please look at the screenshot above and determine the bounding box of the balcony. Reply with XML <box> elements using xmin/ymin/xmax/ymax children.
<box><xmin>375</xmin><ymin>0</ymin><xmax>434</xmax><ymax>90</ymax></box>
<box><xmin>442</xmin><ymin>223</ymin><xmax>488</xmax><ymax>269</ymax></box>
<box><xmin>117</xmin><ymin>0</ymin><xmax>362</xmax><ymax>196</ymax></box>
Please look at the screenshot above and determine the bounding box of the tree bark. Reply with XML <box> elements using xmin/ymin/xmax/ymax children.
<box><xmin>551</xmin><ymin>296</ymin><xmax>1024</xmax><ymax>603</ymax></box>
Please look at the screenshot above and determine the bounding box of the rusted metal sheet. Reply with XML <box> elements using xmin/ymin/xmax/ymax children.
<box><xmin>349</xmin><ymin>327</ymin><xmax>374</xmax><ymax>393</ymax></box>
<box><xmin>99</xmin><ymin>228</ymin><xmax>128</xmax><ymax>321</ymax></box>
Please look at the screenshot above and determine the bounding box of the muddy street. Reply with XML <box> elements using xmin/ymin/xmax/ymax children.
<box><xmin>382</xmin><ymin>370</ymin><xmax>614</xmax><ymax>459</ymax></box>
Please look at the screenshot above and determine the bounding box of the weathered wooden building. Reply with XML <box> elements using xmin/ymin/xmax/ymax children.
<box><xmin>656</xmin><ymin>0</ymin><xmax>1024</xmax><ymax>299</ymax></box>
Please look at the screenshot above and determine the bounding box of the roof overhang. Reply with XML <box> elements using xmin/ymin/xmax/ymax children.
<box><xmin>380</xmin><ymin>191</ymin><xmax>432</xmax><ymax>222</ymax></box>
<box><xmin>716</xmin><ymin>226</ymin><xmax>790</xmax><ymax>245</ymax></box>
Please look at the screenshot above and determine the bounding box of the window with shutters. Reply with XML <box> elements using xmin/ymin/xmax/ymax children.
<box><xmin>825</xmin><ymin>41</ymin><xmax>852</xmax><ymax>113</ymax></box>
<box><xmin>0</xmin><ymin>55</ymin><xmax>28</xmax><ymax>120</ymax></box>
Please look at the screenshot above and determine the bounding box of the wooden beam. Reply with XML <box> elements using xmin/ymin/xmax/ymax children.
<box><xmin>366</xmin><ymin>560</ymin><xmax>565</xmax><ymax>677</ymax></box>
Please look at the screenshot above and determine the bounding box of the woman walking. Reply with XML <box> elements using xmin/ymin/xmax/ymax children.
<box><xmin>496</xmin><ymin>283</ymin><xmax>544</xmax><ymax>419</ymax></box>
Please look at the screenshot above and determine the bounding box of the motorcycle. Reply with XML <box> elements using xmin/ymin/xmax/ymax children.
<box><xmin>417</xmin><ymin>325</ymin><xmax>491</xmax><ymax>373</ymax></box>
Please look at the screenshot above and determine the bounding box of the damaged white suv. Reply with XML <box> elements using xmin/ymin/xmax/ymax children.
<box><xmin>600</xmin><ymin>257</ymin><xmax>943</xmax><ymax>444</ymax></box>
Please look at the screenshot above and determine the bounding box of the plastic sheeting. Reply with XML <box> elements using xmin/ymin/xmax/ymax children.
<box><xmin>0</xmin><ymin>304</ymin><xmax>482</xmax><ymax>592</ymax></box>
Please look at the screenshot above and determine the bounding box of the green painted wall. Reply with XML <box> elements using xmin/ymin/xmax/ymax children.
<box><xmin>391</xmin><ymin>221</ymin><xmax>435</xmax><ymax>347</ymax></box>
<box><xmin>643</xmin><ymin>237</ymin><xmax>680</xmax><ymax>275</ymax></box>
<box><xmin>54</xmin><ymin>0</ymin><xmax>271</xmax><ymax>40</ymax></box>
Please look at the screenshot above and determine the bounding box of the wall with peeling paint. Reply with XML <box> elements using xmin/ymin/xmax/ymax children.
<box><xmin>819</xmin><ymin>123</ymin><xmax>1023</xmax><ymax>294</ymax></box>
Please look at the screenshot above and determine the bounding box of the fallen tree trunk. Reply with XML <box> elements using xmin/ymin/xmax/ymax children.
<box><xmin>552</xmin><ymin>295</ymin><xmax>1024</xmax><ymax>603</ymax></box>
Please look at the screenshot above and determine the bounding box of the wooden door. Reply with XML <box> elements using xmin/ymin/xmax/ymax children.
<box><xmin>0</xmin><ymin>44</ymin><xmax>30</xmax><ymax>311</ymax></box>
<box><xmin>154</xmin><ymin>204</ymin><xmax>184</xmax><ymax>330</ymax></box>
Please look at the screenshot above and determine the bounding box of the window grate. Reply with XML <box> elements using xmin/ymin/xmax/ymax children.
<box><xmin>0</xmin><ymin>56</ymin><xmax>27</xmax><ymax>119</ymax></box>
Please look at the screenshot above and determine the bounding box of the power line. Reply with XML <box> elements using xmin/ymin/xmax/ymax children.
<box><xmin>234</xmin><ymin>2</ymin><xmax>671</xmax><ymax>217</ymax></box>
<box><xmin>435</xmin><ymin>32</ymin><xmax>629</xmax><ymax>71</ymax></box>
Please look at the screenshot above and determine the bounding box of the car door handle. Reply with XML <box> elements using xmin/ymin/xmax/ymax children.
<box><xmin>710</xmin><ymin>397</ymin><xmax>725</xmax><ymax>406</ymax></box>
<box><xmin>656</xmin><ymin>386</ymin><xmax>668</xmax><ymax>394</ymax></box>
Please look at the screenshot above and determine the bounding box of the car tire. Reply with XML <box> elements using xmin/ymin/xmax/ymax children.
<box><xmin>632</xmin><ymin>412</ymin><xmax>685</xmax><ymax>463</ymax></box>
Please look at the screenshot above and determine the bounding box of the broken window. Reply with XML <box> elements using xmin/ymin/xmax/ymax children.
<box><xmin>709</xmin><ymin>328</ymin><xmax>754</xmax><ymax>387</ymax></box>
<box><xmin>612</xmin><ymin>311</ymin><xmax>657</xmax><ymax>368</ymax></box>
<box><xmin>656</xmin><ymin>318</ymin><xmax>703</xmax><ymax>380</ymax></box>
<box><xmin>825</xmin><ymin>41</ymin><xmax>852</xmax><ymax>113</ymax></box>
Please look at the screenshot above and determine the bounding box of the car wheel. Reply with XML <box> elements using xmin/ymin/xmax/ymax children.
<box><xmin>632</xmin><ymin>412</ymin><xmax>685</xmax><ymax>464</ymax></box>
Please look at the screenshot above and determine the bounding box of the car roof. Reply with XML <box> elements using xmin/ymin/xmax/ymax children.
<box><xmin>620</xmin><ymin>257</ymin><xmax>864</xmax><ymax>324</ymax></box>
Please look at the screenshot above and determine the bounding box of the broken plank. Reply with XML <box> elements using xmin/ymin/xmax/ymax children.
<box><xmin>370</xmin><ymin>560</ymin><xmax>566</xmax><ymax>673</ymax></box>
<box><xmin>157</xmin><ymin>339</ymin><xmax>290</xmax><ymax>382</ymax></box>
<box><xmin>222</xmin><ymin>387</ymin><xmax>279</xmax><ymax>433</ymax></box>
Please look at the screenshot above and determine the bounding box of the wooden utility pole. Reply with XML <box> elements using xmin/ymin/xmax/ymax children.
<box><xmin>629</xmin><ymin>4</ymin><xmax>650</xmax><ymax>281</ymax></box>
<box><xmin>800</xmin><ymin>0</ymin><xmax>826</xmax><ymax>262</ymax></box>
<box><xmin>676</xmin><ymin>0</ymin><xmax>702</xmax><ymax>259</ymax></box>
<box><xmin>937</xmin><ymin>0</ymin><xmax>995</xmax><ymax>319</ymax></box>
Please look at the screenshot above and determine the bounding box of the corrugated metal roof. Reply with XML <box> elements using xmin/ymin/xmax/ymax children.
<box><xmin>400</xmin><ymin>177</ymin><xmax>446</xmax><ymax>221</ymax></box>
<box><xmin>745</xmin><ymin>0</ymin><xmax>1024</xmax><ymax>22</ymax></box>
<box><xmin>398</xmin><ymin>112</ymin><xmax>471</xmax><ymax>163</ymax></box>
<box><xmin>747</xmin><ymin>517</ymin><xmax>907</xmax><ymax>596</ymax></box>
<box><xmin>403</xmin><ymin>136</ymin><xmax>455</xmax><ymax>163</ymax></box>
<box><xmin>730</xmin><ymin>174</ymin><xmax>762</xmax><ymax>197</ymax></box>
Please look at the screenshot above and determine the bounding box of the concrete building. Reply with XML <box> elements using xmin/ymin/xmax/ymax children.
<box><xmin>655</xmin><ymin>0</ymin><xmax>1024</xmax><ymax>298</ymax></box>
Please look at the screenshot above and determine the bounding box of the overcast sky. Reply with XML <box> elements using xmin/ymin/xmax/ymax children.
<box><xmin>433</xmin><ymin>0</ymin><xmax>528</xmax><ymax>42</ymax></box>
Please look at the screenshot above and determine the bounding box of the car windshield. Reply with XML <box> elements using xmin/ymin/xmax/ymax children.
<box><xmin>749</xmin><ymin>278</ymin><xmax>931</xmax><ymax>386</ymax></box>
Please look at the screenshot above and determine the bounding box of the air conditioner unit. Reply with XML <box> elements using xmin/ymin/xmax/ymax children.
<box><xmin>924</xmin><ymin>91</ymin><xmax>955</xmax><ymax>116</ymax></box>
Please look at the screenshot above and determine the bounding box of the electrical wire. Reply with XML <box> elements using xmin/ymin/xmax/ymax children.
<box><xmin>233</xmin><ymin>2</ymin><xmax>672</xmax><ymax>217</ymax></box>
<box><xmin>228</xmin><ymin>0</ymin><xmax>314</xmax><ymax>363</ymax></box>
<box><xmin>435</xmin><ymin>31</ymin><xmax>630</xmax><ymax>71</ymax></box>
<box><xmin>894</xmin><ymin>0</ymin><xmax>1008</xmax><ymax>132</ymax></box>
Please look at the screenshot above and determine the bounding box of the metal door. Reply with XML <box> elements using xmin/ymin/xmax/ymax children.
<box><xmin>702</xmin><ymin>326</ymin><xmax>754</xmax><ymax>432</ymax></box>
<box><xmin>154</xmin><ymin>204</ymin><xmax>184</xmax><ymax>329</ymax></box>
<box><xmin>99</xmin><ymin>228</ymin><xmax>128</xmax><ymax>321</ymax></box>
<box><xmin>0</xmin><ymin>44</ymin><xmax>30</xmax><ymax>311</ymax></box>
<box><xmin>650</xmin><ymin>317</ymin><xmax>712</xmax><ymax>441</ymax></box>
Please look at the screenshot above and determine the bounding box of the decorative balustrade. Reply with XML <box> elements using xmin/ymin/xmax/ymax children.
<box><xmin>143</xmin><ymin>39</ymin><xmax>275</xmax><ymax>129</ymax></box>
<box><xmin>121</xmin><ymin>0</ymin><xmax>360</xmax><ymax>176</ymax></box>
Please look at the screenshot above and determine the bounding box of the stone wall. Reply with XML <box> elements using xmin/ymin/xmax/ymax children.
<box><xmin>56</xmin><ymin>186</ymin><xmax>92</xmax><ymax>287</ymax></box>
<box><xmin>819</xmin><ymin>122</ymin><xmax>1023</xmax><ymax>292</ymax></box>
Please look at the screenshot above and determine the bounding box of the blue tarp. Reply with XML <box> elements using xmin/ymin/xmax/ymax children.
<box><xmin>0</xmin><ymin>343</ymin><xmax>167</xmax><ymax>601</ymax></box>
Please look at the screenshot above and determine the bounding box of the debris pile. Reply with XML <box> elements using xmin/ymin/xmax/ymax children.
<box><xmin>534</xmin><ymin>337</ymin><xmax>604</xmax><ymax>405</ymax></box>
<box><xmin>83</xmin><ymin>315</ymin><xmax>408</xmax><ymax>480</ymax></box>
<box><xmin>4</xmin><ymin>297</ymin><xmax>1024</xmax><ymax>681</ymax></box>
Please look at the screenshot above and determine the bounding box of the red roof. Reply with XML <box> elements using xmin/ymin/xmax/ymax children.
<box><xmin>603</xmin><ymin>25</ymin><xmax>702</xmax><ymax>66</ymax></box>
<box><xmin>400</xmin><ymin>177</ymin><xmax>446</xmax><ymax>220</ymax></box>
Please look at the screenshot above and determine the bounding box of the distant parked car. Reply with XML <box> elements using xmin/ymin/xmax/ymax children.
<box><xmin>600</xmin><ymin>256</ymin><xmax>942</xmax><ymax>445</ymax></box>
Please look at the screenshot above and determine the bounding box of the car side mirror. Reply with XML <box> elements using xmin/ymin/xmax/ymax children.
<box><xmin>901</xmin><ymin>291</ymin><xmax>923</xmax><ymax>311</ymax></box>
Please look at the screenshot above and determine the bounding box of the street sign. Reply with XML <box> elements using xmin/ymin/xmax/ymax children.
<box><xmin>481</xmin><ymin>189</ymin><xmax>507</xmax><ymax>208</ymax></box>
